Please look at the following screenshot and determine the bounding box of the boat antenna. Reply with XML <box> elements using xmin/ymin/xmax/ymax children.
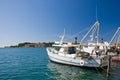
<box><xmin>96</xmin><ymin>5</ymin><xmax>98</xmax><ymax>21</ymax></box>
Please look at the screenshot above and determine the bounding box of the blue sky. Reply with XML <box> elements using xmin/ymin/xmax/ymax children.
<box><xmin>0</xmin><ymin>0</ymin><xmax>120</xmax><ymax>47</ymax></box>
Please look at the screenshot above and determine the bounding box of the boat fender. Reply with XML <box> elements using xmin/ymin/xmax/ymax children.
<box><xmin>80</xmin><ymin>60</ymin><xmax>84</xmax><ymax>66</ymax></box>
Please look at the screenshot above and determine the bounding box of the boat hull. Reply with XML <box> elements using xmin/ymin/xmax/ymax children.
<box><xmin>46</xmin><ymin>48</ymin><xmax>108</xmax><ymax>68</ymax></box>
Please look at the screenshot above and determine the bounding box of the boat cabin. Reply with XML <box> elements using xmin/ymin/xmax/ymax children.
<box><xmin>53</xmin><ymin>44</ymin><xmax>77</xmax><ymax>54</ymax></box>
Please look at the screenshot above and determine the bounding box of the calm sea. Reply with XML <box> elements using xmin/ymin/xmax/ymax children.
<box><xmin>0</xmin><ymin>48</ymin><xmax>119</xmax><ymax>80</ymax></box>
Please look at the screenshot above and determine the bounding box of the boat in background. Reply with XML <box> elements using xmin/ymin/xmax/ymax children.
<box><xmin>112</xmin><ymin>56</ymin><xmax>120</xmax><ymax>61</ymax></box>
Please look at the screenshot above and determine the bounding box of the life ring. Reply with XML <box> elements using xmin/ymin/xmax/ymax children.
<box><xmin>80</xmin><ymin>60</ymin><xmax>84</xmax><ymax>66</ymax></box>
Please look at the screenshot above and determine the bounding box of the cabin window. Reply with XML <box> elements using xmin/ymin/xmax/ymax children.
<box><xmin>69</xmin><ymin>47</ymin><xmax>76</xmax><ymax>54</ymax></box>
<box><xmin>54</xmin><ymin>47</ymin><xmax>61</xmax><ymax>51</ymax></box>
<box><xmin>84</xmin><ymin>45</ymin><xmax>88</xmax><ymax>48</ymax></box>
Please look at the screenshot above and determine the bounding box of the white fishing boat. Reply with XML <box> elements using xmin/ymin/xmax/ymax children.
<box><xmin>46</xmin><ymin>20</ymin><xmax>109</xmax><ymax>68</ymax></box>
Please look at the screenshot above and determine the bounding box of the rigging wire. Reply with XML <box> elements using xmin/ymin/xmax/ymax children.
<box><xmin>64</xmin><ymin>27</ymin><xmax>89</xmax><ymax>42</ymax></box>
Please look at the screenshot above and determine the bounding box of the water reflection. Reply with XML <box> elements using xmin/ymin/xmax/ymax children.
<box><xmin>109</xmin><ymin>61</ymin><xmax>120</xmax><ymax>80</ymax></box>
<box><xmin>48</xmin><ymin>61</ymin><xmax>107</xmax><ymax>80</ymax></box>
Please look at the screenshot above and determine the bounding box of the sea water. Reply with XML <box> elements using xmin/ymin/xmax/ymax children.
<box><xmin>0</xmin><ymin>48</ymin><xmax>119</xmax><ymax>80</ymax></box>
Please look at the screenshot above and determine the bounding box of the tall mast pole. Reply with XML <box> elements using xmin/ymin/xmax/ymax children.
<box><xmin>96</xmin><ymin>5</ymin><xmax>99</xmax><ymax>45</ymax></box>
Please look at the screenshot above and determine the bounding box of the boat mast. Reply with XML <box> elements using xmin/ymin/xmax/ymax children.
<box><xmin>96</xmin><ymin>5</ymin><xmax>99</xmax><ymax>45</ymax></box>
<box><xmin>80</xmin><ymin>21</ymin><xmax>99</xmax><ymax>42</ymax></box>
<box><xmin>60</xmin><ymin>28</ymin><xmax>65</xmax><ymax>45</ymax></box>
<box><xmin>116</xmin><ymin>33</ymin><xmax>120</xmax><ymax>47</ymax></box>
<box><xmin>96</xmin><ymin>21</ymin><xmax>99</xmax><ymax>45</ymax></box>
<box><xmin>79</xmin><ymin>6</ymin><xmax>100</xmax><ymax>47</ymax></box>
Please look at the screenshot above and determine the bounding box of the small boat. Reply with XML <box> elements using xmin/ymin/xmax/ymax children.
<box><xmin>46</xmin><ymin>21</ymin><xmax>109</xmax><ymax>68</ymax></box>
<box><xmin>112</xmin><ymin>56</ymin><xmax>120</xmax><ymax>61</ymax></box>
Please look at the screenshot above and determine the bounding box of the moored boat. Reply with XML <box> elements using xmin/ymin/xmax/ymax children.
<box><xmin>46</xmin><ymin>21</ymin><xmax>109</xmax><ymax>68</ymax></box>
<box><xmin>47</xmin><ymin>43</ymin><xmax>108</xmax><ymax>68</ymax></box>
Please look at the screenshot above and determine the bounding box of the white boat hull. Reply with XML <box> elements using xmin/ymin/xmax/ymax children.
<box><xmin>47</xmin><ymin>48</ymin><xmax>108</xmax><ymax>68</ymax></box>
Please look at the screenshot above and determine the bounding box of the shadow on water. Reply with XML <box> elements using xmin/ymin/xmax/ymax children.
<box><xmin>47</xmin><ymin>61</ymin><xmax>108</xmax><ymax>80</ymax></box>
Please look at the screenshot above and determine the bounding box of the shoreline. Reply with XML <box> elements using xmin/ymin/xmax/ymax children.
<box><xmin>4</xmin><ymin>42</ymin><xmax>54</xmax><ymax>48</ymax></box>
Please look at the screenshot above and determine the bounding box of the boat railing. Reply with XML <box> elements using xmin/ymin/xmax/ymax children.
<box><xmin>90</xmin><ymin>54</ymin><xmax>108</xmax><ymax>60</ymax></box>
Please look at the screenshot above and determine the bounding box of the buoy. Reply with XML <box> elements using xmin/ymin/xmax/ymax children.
<box><xmin>80</xmin><ymin>60</ymin><xmax>84</xmax><ymax>66</ymax></box>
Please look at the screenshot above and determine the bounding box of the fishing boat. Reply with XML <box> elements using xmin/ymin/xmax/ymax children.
<box><xmin>46</xmin><ymin>20</ymin><xmax>109</xmax><ymax>68</ymax></box>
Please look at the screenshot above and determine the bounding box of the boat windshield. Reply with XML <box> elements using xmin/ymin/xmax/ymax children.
<box><xmin>53</xmin><ymin>46</ymin><xmax>61</xmax><ymax>51</ymax></box>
